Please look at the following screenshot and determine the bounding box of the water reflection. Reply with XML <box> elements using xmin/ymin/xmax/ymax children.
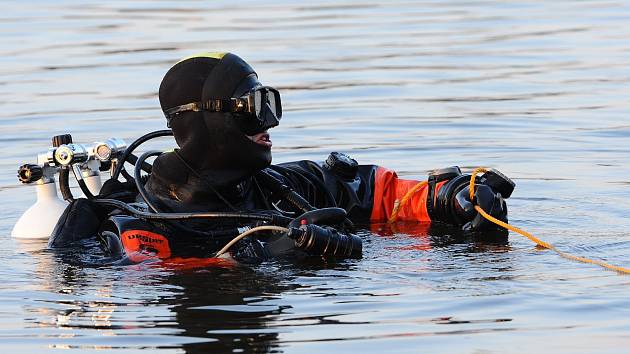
<box><xmin>371</xmin><ymin>221</ymin><xmax>510</xmax><ymax>250</ymax></box>
<box><xmin>166</xmin><ymin>268</ymin><xmax>292</xmax><ymax>354</ymax></box>
<box><xmin>12</xmin><ymin>220</ymin><xmax>519</xmax><ymax>353</ymax></box>
<box><xmin>17</xmin><ymin>239</ymin><xmax>286</xmax><ymax>352</ymax></box>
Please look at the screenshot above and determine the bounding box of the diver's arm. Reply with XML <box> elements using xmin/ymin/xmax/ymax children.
<box><xmin>273</xmin><ymin>157</ymin><xmax>514</xmax><ymax>232</ymax></box>
<box><xmin>368</xmin><ymin>166</ymin><xmax>514</xmax><ymax>231</ymax></box>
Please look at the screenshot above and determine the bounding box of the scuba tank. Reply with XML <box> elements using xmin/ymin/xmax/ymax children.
<box><xmin>11</xmin><ymin>134</ymin><xmax>125</xmax><ymax>239</ymax></box>
<box><xmin>11</xmin><ymin>165</ymin><xmax>68</xmax><ymax>239</ymax></box>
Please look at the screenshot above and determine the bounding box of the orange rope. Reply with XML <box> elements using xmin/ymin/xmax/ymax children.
<box><xmin>387</xmin><ymin>181</ymin><xmax>428</xmax><ymax>224</ymax></box>
<box><xmin>470</xmin><ymin>167</ymin><xmax>630</xmax><ymax>274</ymax></box>
<box><xmin>386</xmin><ymin>166</ymin><xmax>629</xmax><ymax>274</ymax></box>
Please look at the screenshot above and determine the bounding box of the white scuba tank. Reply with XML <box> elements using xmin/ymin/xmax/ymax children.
<box><xmin>11</xmin><ymin>170</ymin><xmax>104</xmax><ymax>239</ymax></box>
<box><xmin>11</xmin><ymin>135</ymin><xmax>120</xmax><ymax>240</ymax></box>
<box><xmin>11</xmin><ymin>179</ymin><xmax>69</xmax><ymax>239</ymax></box>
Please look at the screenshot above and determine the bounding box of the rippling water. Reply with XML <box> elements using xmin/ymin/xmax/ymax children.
<box><xmin>2</xmin><ymin>1</ymin><xmax>630</xmax><ymax>353</ymax></box>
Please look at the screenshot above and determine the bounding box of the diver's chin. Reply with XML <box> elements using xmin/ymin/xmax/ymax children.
<box><xmin>247</xmin><ymin>131</ymin><xmax>272</xmax><ymax>148</ymax></box>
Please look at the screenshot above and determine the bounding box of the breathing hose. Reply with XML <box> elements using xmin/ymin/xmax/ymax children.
<box><xmin>77</xmin><ymin>179</ymin><xmax>95</xmax><ymax>199</ymax></box>
<box><xmin>256</xmin><ymin>170</ymin><xmax>354</xmax><ymax>229</ymax></box>
<box><xmin>134</xmin><ymin>150</ymin><xmax>164</xmax><ymax>213</ymax></box>
<box><xmin>213</xmin><ymin>223</ymin><xmax>362</xmax><ymax>259</ymax></box>
<box><xmin>93</xmin><ymin>198</ymin><xmax>293</xmax><ymax>224</ymax></box>
<box><xmin>111</xmin><ymin>129</ymin><xmax>173</xmax><ymax>181</ymax></box>
<box><xmin>214</xmin><ymin>225</ymin><xmax>289</xmax><ymax>257</ymax></box>
<box><xmin>58</xmin><ymin>167</ymin><xmax>74</xmax><ymax>202</ymax></box>
<box><xmin>126</xmin><ymin>153</ymin><xmax>153</xmax><ymax>174</ymax></box>
<box><xmin>255</xmin><ymin>170</ymin><xmax>315</xmax><ymax>213</ymax></box>
<box><xmin>116</xmin><ymin>149</ymin><xmax>294</xmax><ymax>238</ymax></box>
<box><xmin>59</xmin><ymin>165</ymin><xmax>95</xmax><ymax>201</ymax></box>
<box><xmin>135</xmin><ymin>149</ymin><xmax>289</xmax><ymax>236</ymax></box>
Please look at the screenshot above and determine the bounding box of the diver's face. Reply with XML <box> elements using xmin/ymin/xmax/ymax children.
<box><xmin>246</xmin><ymin>130</ymin><xmax>272</xmax><ymax>149</ymax></box>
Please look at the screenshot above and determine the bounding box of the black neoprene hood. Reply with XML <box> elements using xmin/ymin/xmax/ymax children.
<box><xmin>155</xmin><ymin>52</ymin><xmax>273</xmax><ymax>185</ymax></box>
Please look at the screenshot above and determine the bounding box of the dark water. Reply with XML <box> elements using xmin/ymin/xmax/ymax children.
<box><xmin>2</xmin><ymin>1</ymin><xmax>630</xmax><ymax>353</ymax></box>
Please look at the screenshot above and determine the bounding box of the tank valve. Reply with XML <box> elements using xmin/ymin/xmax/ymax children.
<box><xmin>54</xmin><ymin>144</ymin><xmax>89</xmax><ymax>166</ymax></box>
<box><xmin>52</xmin><ymin>134</ymin><xmax>73</xmax><ymax>147</ymax></box>
<box><xmin>17</xmin><ymin>164</ymin><xmax>43</xmax><ymax>184</ymax></box>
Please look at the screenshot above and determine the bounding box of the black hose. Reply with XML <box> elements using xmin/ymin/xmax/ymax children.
<box><xmin>269</xmin><ymin>165</ymin><xmax>338</xmax><ymax>208</ymax></box>
<box><xmin>93</xmin><ymin>198</ymin><xmax>292</xmax><ymax>224</ymax></box>
<box><xmin>59</xmin><ymin>166</ymin><xmax>97</xmax><ymax>200</ymax></box>
<box><xmin>134</xmin><ymin>150</ymin><xmax>163</xmax><ymax>213</ymax></box>
<box><xmin>111</xmin><ymin>129</ymin><xmax>173</xmax><ymax>181</ymax></box>
<box><xmin>167</xmin><ymin>222</ymin><xmax>243</xmax><ymax>240</ymax></box>
<box><xmin>288</xmin><ymin>207</ymin><xmax>347</xmax><ymax>228</ymax></box>
<box><xmin>58</xmin><ymin>167</ymin><xmax>74</xmax><ymax>202</ymax></box>
<box><xmin>77</xmin><ymin>179</ymin><xmax>95</xmax><ymax>199</ymax></box>
<box><xmin>121</xmin><ymin>168</ymin><xmax>134</xmax><ymax>182</ymax></box>
<box><xmin>127</xmin><ymin>153</ymin><xmax>152</xmax><ymax>173</ymax></box>
<box><xmin>255</xmin><ymin>170</ymin><xmax>315</xmax><ymax>213</ymax></box>
<box><xmin>127</xmin><ymin>150</ymin><xmax>293</xmax><ymax>233</ymax></box>
<box><xmin>66</xmin><ymin>165</ymin><xmax>96</xmax><ymax>199</ymax></box>
<box><xmin>256</xmin><ymin>169</ymin><xmax>354</xmax><ymax>229</ymax></box>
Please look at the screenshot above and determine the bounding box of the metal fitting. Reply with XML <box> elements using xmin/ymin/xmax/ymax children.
<box><xmin>54</xmin><ymin>144</ymin><xmax>88</xmax><ymax>166</ymax></box>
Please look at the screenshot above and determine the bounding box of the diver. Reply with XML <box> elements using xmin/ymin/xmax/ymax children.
<box><xmin>49</xmin><ymin>52</ymin><xmax>514</xmax><ymax>264</ymax></box>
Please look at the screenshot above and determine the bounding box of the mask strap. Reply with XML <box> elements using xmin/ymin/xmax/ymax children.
<box><xmin>164</xmin><ymin>98</ymin><xmax>249</xmax><ymax>127</ymax></box>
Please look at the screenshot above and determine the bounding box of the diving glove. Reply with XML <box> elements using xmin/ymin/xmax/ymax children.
<box><xmin>431</xmin><ymin>168</ymin><xmax>515</xmax><ymax>232</ymax></box>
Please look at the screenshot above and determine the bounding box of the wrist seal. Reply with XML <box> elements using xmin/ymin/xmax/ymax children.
<box><xmin>426</xmin><ymin>166</ymin><xmax>461</xmax><ymax>221</ymax></box>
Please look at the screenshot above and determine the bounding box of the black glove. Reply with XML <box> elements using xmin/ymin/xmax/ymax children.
<box><xmin>432</xmin><ymin>169</ymin><xmax>515</xmax><ymax>232</ymax></box>
<box><xmin>453</xmin><ymin>184</ymin><xmax>508</xmax><ymax>232</ymax></box>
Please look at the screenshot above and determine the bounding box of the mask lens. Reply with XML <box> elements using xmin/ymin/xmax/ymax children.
<box><xmin>233</xmin><ymin>86</ymin><xmax>282</xmax><ymax>135</ymax></box>
<box><xmin>250</xmin><ymin>87</ymin><xmax>282</xmax><ymax>120</ymax></box>
<box><xmin>254</xmin><ymin>90</ymin><xmax>262</xmax><ymax>116</ymax></box>
<box><xmin>267</xmin><ymin>90</ymin><xmax>279</xmax><ymax>119</ymax></box>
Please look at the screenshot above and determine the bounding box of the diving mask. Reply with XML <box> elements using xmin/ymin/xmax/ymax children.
<box><xmin>164</xmin><ymin>86</ymin><xmax>282</xmax><ymax>135</ymax></box>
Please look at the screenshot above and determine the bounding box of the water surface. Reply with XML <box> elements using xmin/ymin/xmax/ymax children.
<box><xmin>2</xmin><ymin>1</ymin><xmax>630</xmax><ymax>353</ymax></box>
